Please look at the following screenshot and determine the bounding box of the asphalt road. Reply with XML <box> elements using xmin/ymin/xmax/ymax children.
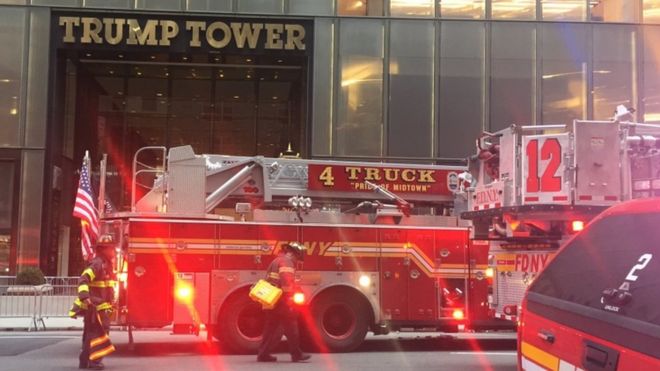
<box><xmin>0</xmin><ymin>330</ymin><xmax>517</xmax><ymax>371</ymax></box>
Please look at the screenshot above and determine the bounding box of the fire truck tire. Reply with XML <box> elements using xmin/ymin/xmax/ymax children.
<box><xmin>305</xmin><ymin>290</ymin><xmax>370</xmax><ymax>353</ymax></box>
<box><xmin>216</xmin><ymin>291</ymin><xmax>265</xmax><ymax>354</ymax></box>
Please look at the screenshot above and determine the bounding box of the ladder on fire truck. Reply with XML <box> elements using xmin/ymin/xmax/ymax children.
<box><xmin>129</xmin><ymin>145</ymin><xmax>466</xmax><ymax>222</ymax></box>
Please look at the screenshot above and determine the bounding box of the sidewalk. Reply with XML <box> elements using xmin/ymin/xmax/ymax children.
<box><xmin>0</xmin><ymin>316</ymin><xmax>83</xmax><ymax>331</ymax></box>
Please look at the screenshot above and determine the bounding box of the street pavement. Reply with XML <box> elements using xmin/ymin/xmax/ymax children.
<box><xmin>0</xmin><ymin>329</ymin><xmax>517</xmax><ymax>371</ymax></box>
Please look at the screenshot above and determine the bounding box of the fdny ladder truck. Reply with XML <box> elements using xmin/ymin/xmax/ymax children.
<box><xmin>459</xmin><ymin>107</ymin><xmax>660</xmax><ymax>323</ymax></box>
<box><xmin>98</xmin><ymin>146</ymin><xmax>501</xmax><ymax>353</ymax></box>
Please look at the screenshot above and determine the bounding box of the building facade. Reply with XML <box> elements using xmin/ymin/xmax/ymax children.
<box><xmin>1</xmin><ymin>0</ymin><xmax>660</xmax><ymax>275</ymax></box>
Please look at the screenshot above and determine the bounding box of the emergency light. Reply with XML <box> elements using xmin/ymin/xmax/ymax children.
<box><xmin>293</xmin><ymin>292</ymin><xmax>305</xmax><ymax>305</ymax></box>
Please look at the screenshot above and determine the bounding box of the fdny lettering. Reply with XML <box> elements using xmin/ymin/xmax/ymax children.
<box><xmin>58</xmin><ymin>16</ymin><xmax>306</xmax><ymax>50</ymax></box>
<box><xmin>514</xmin><ymin>254</ymin><xmax>551</xmax><ymax>273</ymax></box>
<box><xmin>474</xmin><ymin>188</ymin><xmax>501</xmax><ymax>205</ymax></box>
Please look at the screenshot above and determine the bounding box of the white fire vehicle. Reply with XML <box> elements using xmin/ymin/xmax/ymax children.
<box><xmin>460</xmin><ymin>106</ymin><xmax>660</xmax><ymax>323</ymax></box>
<box><xmin>96</xmin><ymin>145</ymin><xmax>502</xmax><ymax>353</ymax></box>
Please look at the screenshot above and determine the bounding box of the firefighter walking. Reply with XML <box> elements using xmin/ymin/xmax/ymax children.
<box><xmin>69</xmin><ymin>234</ymin><xmax>117</xmax><ymax>370</ymax></box>
<box><xmin>257</xmin><ymin>242</ymin><xmax>311</xmax><ymax>363</ymax></box>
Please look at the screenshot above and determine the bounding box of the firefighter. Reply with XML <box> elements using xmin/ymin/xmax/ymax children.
<box><xmin>69</xmin><ymin>234</ymin><xmax>117</xmax><ymax>370</ymax></box>
<box><xmin>257</xmin><ymin>242</ymin><xmax>311</xmax><ymax>363</ymax></box>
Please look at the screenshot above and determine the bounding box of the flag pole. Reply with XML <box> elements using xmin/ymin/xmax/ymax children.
<box><xmin>98</xmin><ymin>154</ymin><xmax>107</xmax><ymax>219</ymax></box>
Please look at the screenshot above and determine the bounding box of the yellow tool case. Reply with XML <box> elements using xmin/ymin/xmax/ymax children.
<box><xmin>249</xmin><ymin>279</ymin><xmax>283</xmax><ymax>309</ymax></box>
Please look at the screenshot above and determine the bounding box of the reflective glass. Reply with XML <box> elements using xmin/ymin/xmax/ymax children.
<box><xmin>491</xmin><ymin>0</ymin><xmax>535</xmax><ymax>20</ymax></box>
<box><xmin>0</xmin><ymin>161</ymin><xmax>15</xmax><ymax>274</ymax></box>
<box><xmin>312</xmin><ymin>19</ymin><xmax>334</xmax><ymax>156</ymax></box>
<box><xmin>338</xmin><ymin>0</ymin><xmax>385</xmax><ymax>16</ymax></box>
<box><xmin>491</xmin><ymin>22</ymin><xmax>535</xmax><ymax>131</ymax></box>
<box><xmin>438</xmin><ymin>0</ymin><xmax>484</xmax><ymax>19</ymax></box>
<box><xmin>135</xmin><ymin>0</ymin><xmax>182</xmax><ymax>10</ymax></box>
<box><xmin>0</xmin><ymin>8</ymin><xmax>25</xmax><ymax>146</ymax></box>
<box><xmin>186</xmin><ymin>0</ymin><xmax>231</xmax><ymax>12</ymax></box>
<box><xmin>542</xmin><ymin>0</ymin><xmax>586</xmax><ymax>21</ymax></box>
<box><xmin>169</xmin><ymin>79</ymin><xmax>212</xmax><ymax>153</ymax></box>
<box><xmin>591</xmin><ymin>0</ymin><xmax>640</xmax><ymax>23</ymax></box>
<box><xmin>593</xmin><ymin>25</ymin><xmax>635</xmax><ymax>121</ymax></box>
<box><xmin>237</xmin><ymin>0</ymin><xmax>283</xmax><ymax>13</ymax></box>
<box><xmin>336</xmin><ymin>19</ymin><xmax>384</xmax><ymax>157</ymax></box>
<box><xmin>388</xmin><ymin>20</ymin><xmax>434</xmax><ymax>157</ymax></box>
<box><xmin>540</xmin><ymin>23</ymin><xmax>588</xmax><ymax>125</ymax></box>
<box><xmin>391</xmin><ymin>0</ymin><xmax>434</xmax><ymax>17</ymax></box>
<box><xmin>289</xmin><ymin>0</ymin><xmax>333</xmax><ymax>15</ymax></box>
<box><xmin>438</xmin><ymin>22</ymin><xmax>484</xmax><ymax>158</ymax></box>
<box><xmin>643</xmin><ymin>26</ymin><xmax>660</xmax><ymax>122</ymax></box>
<box><xmin>644</xmin><ymin>0</ymin><xmax>660</xmax><ymax>23</ymax></box>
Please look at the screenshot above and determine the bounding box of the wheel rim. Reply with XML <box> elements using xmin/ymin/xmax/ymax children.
<box><xmin>321</xmin><ymin>303</ymin><xmax>357</xmax><ymax>340</ymax></box>
<box><xmin>236</xmin><ymin>302</ymin><xmax>264</xmax><ymax>340</ymax></box>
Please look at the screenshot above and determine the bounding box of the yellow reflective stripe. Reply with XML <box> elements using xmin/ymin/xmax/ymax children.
<box><xmin>78</xmin><ymin>284</ymin><xmax>89</xmax><ymax>293</ymax></box>
<box><xmin>90</xmin><ymin>334</ymin><xmax>110</xmax><ymax>348</ymax></box>
<box><xmin>89</xmin><ymin>280</ymin><xmax>117</xmax><ymax>288</ymax></box>
<box><xmin>89</xmin><ymin>345</ymin><xmax>115</xmax><ymax>360</ymax></box>
<box><xmin>96</xmin><ymin>302</ymin><xmax>112</xmax><ymax>311</ymax></box>
<box><xmin>267</xmin><ymin>272</ymin><xmax>280</xmax><ymax>279</ymax></box>
<box><xmin>74</xmin><ymin>298</ymin><xmax>88</xmax><ymax>309</ymax></box>
<box><xmin>521</xmin><ymin>341</ymin><xmax>559</xmax><ymax>371</ymax></box>
<box><xmin>279</xmin><ymin>267</ymin><xmax>295</xmax><ymax>274</ymax></box>
<box><xmin>82</xmin><ymin>268</ymin><xmax>95</xmax><ymax>281</ymax></box>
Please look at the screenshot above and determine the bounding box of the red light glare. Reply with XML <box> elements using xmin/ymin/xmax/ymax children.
<box><xmin>572</xmin><ymin>220</ymin><xmax>585</xmax><ymax>232</ymax></box>
<box><xmin>452</xmin><ymin>309</ymin><xmax>465</xmax><ymax>320</ymax></box>
<box><xmin>293</xmin><ymin>292</ymin><xmax>305</xmax><ymax>305</ymax></box>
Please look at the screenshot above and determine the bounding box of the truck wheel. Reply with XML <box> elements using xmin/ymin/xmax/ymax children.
<box><xmin>217</xmin><ymin>292</ymin><xmax>264</xmax><ymax>354</ymax></box>
<box><xmin>307</xmin><ymin>291</ymin><xmax>370</xmax><ymax>352</ymax></box>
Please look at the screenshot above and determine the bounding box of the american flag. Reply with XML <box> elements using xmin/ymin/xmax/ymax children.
<box><xmin>73</xmin><ymin>153</ymin><xmax>99</xmax><ymax>261</ymax></box>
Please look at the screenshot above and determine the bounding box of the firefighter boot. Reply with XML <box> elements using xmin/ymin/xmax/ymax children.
<box><xmin>88</xmin><ymin>360</ymin><xmax>105</xmax><ymax>370</ymax></box>
<box><xmin>291</xmin><ymin>353</ymin><xmax>311</xmax><ymax>362</ymax></box>
<box><xmin>78</xmin><ymin>352</ymin><xmax>89</xmax><ymax>369</ymax></box>
<box><xmin>257</xmin><ymin>354</ymin><xmax>278</xmax><ymax>362</ymax></box>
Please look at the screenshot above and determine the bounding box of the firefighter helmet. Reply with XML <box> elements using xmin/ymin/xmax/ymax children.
<box><xmin>284</xmin><ymin>242</ymin><xmax>306</xmax><ymax>260</ymax></box>
<box><xmin>96</xmin><ymin>234</ymin><xmax>115</xmax><ymax>249</ymax></box>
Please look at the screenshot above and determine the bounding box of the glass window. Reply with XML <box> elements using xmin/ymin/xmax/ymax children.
<box><xmin>169</xmin><ymin>78</ymin><xmax>212</xmax><ymax>154</ymax></box>
<box><xmin>135</xmin><ymin>0</ymin><xmax>182</xmax><ymax>10</ymax></box>
<box><xmin>289</xmin><ymin>0</ymin><xmax>333</xmax><ymax>15</ymax></box>
<box><xmin>312</xmin><ymin>19</ymin><xmax>334</xmax><ymax>156</ymax></box>
<box><xmin>0</xmin><ymin>160</ymin><xmax>15</xmax><ymax>274</ymax></box>
<box><xmin>391</xmin><ymin>0</ymin><xmax>434</xmax><ymax>17</ymax></box>
<box><xmin>338</xmin><ymin>0</ymin><xmax>384</xmax><ymax>16</ymax></box>
<box><xmin>215</xmin><ymin>80</ymin><xmax>257</xmax><ymax>156</ymax></box>
<box><xmin>644</xmin><ymin>0</ymin><xmax>660</xmax><ymax>23</ymax></box>
<box><xmin>237</xmin><ymin>0</ymin><xmax>284</xmax><ymax>14</ymax></box>
<box><xmin>643</xmin><ymin>26</ymin><xmax>660</xmax><ymax>122</ymax></box>
<box><xmin>0</xmin><ymin>8</ymin><xmax>25</xmax><ymax>147</ymax></box>
<box><xmin>593</xmin><ymin>25</ymin><xmax>635</xmax><ymax>121</ymax></box>
<box><xmin>336</xmin><ymin>19</ymin><xmax>384</xmax><ymax>157</ymax></box>
<box><xmin>438</xmin><ymin>22</ymin><xmax>484</xmax><ymax>159</ymax></box>
<box><xmin>186</xmin><ymin>0</ymin><xmax>231</xmax><ymax>12</ymax></box>
<box><xmin>542</xmin><ymin>0</ymin><xmax>587</xmax><ymax>21</ymax></box>
<box><xmin>438</xmin><ymin>0</ymin><xmax>484</xmax><ymax>19</ymax></box>
<box><xmin>491</xmin><ymin>23</ymin><xmax>535</xmax><ymax>131</ymax></box>
<box><xmin>388</xmin><ymin>20</ymin><xmax>434</xmax><ymax>157</ymax></box>
<box><xmin>591</xmin><ymin>0</ymin><xmax>640</xmax><ymax>23</ymax></box>
<box><xmin>84</xmin><ymin>0</ymin><xmax>131</xmax><ymax>8</ymax></box>
<box><xmin>491</xmin><ymin>0</ymin><xmax>536</xmax><ymax>20</ymax></box>
<box><xmin>540</xmin><ymin>23</ymin><xmax>588</xmax><ymax>125</ymax></box>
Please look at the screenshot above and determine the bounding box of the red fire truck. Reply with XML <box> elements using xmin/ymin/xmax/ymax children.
<box><xmin>98</xmin><ymin>145</ymin><xmax>500</xmax><ymax>353</ymax></box>
<box><xmin>459</xmin><ymin>107</ymin><xmax>660</xmax><ymax>324</ymax></box>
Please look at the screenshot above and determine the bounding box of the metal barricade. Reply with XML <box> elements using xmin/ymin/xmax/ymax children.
<box><xmin>0</xmin><ymin>276</ymin><xmax>79</xmax><ymax>331</ymax></box>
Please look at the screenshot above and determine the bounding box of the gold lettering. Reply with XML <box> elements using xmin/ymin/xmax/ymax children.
<box><xmin>159</xmin><ymin>20</ymin><xmax>179</xmax><ymax>46</ymax></box>
<box><xmin>345</xmin><ymin>167</ymin><xmax>361</xmax><ymax>180</ymax></box>
<box><xmin>103</xmin><ymin>18</ymin><xmax>125</xmax><ymax>45</ymax></box>
<box><xmin>59</xmin><ymin>16</ymin><xmax>80</xmax><ymax>43</ymax></box>
<box><xmin>230</xmin><ymin>22</ymin><xmax>263</xmax><ymax>49</ymax></box>
<box><xmin>384</xmin><ymin>168</ymin><xmax>399</xmax><ymax>182</ymax></box>
<box><xmin>264</xmin><ymin>23</ymin><xmax>284</xmax><ymax>49</ymax></box>
<box><xmin>206</xmin><ymin>21</ymin><xmax>231</xmax><ymax>49</ymax></box>
<box><xmin>81</xmin><ymin>17</ymin><xmax>102</xmax><ymax>44</ymax></box>
<box><xmin>285</xmin><ymin>24</ymin><xmax>305</xmax><ymax>50</ymax></box>
<box><xmin>186</xmin><ymin>21</ymin><xmax>206</xmax><ymax>47</ymax></box>
<box><xmin>418</xmin><ymin>170</ymin><xmax>435</xmax><ymax>183</ymax></box>
<box><xmin>364</xmin><ymin>168</ymin><xmax>381</xmax><ymax>181</ymax></box>
<box><xmin>402</xmin><ymin>169</ymin><xmax>415</xmax><ymax>182</ymax></box>
<box><xmin>126</xmin><ymin>19</ymin><xmax>158</xmax><ymax>46</ymax></box>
